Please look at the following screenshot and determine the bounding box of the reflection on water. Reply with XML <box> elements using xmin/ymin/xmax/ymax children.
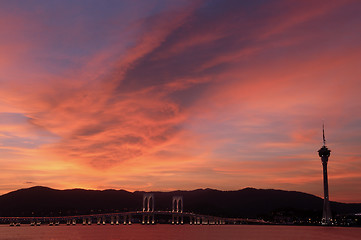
<box><xmin>1</xmin><ymin>225</ymin><xmax>361</xmax><ymax>240</ymax></box>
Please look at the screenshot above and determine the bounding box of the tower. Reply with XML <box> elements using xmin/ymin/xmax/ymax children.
<box><xmin>318</xmin><ymin>124</ymin><xmax>332</xmax><ymax>225</ymax></box>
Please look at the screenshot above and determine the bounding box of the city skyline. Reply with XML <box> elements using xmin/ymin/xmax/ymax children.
<box><xmin>1</xmin><ymin>0</ymin><xmax>361</xmax><ymax>203</ymax></box>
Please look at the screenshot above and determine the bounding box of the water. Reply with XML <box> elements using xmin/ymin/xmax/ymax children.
<box><xmin>1</xmin><ymin>225</ymin><xmax>360</xmax><ymax>240</ymax></box>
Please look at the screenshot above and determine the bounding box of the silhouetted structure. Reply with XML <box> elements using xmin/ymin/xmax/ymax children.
<box><xmin>172</xmin><ymin>196</ymin><xmax>183</xmax><ymax>224</ymax></box>
<box><xmin>318</xmin><ymin>124</ymin><xmax>332</xmax><ymax>225</ymax></box>
<box><xmin>172</xmin><ymin>196</ymin><xmax>183</xmax><ymax>213</ymax></box>
<box><xmin>142</xmin><ymin>193</ymin><xmax>154</xmax><ymax>224</ymax></box>
<box><xmin>142</xmin><ymin>193</ymin><xmax>154</xmax><ymax>212</ymax></box>
<box><xmin>1</xmin><ymin>193</ymin><xmax>235</xmax><ymax>226</ymax></box>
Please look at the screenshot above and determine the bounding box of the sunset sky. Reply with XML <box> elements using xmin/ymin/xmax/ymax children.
<box><xmin>1</xmin><ymin>0</ymin><xmax>361</xmax><ymax>203</ymax></box>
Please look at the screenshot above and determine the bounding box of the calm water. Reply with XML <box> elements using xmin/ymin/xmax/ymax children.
<box><xmin>0</xmin><ymin>225</ymin><xmax>360</xmax><ymax>240</ymax></box>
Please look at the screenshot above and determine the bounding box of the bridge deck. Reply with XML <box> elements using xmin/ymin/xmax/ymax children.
<box><xmin>0</xmin><ymin>211</ymin><xmax>266</xmax><ymax>225</ymax></box>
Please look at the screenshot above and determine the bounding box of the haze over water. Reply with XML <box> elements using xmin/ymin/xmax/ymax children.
<box><xmin>1</xmin><ymin>225</ymin><xmax>361</xmax><ymax>240</ymax></box>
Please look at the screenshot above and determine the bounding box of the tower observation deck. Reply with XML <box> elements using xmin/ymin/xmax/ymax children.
<box><xmin>318</xmin><ymin>124</ymin><xmax>331</xmax><ymax>225</ymax></box>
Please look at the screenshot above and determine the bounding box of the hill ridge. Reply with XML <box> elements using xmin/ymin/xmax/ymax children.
<box><xmin>1</xmin><ymin>186</ymin><xmax>360</xmax><ymax>218</ymax></box>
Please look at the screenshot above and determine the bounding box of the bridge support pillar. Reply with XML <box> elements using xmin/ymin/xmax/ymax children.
<box><xmin>172</xmin><ymin>214</ymin><xmax>180</xmax><ymax>224</ymax></box>
<box><xmin>143</xmin><ymin>193</ymin><xmax>155</xmax><ymax>224</ymax></box>
<box><xmin>123</xmin><ymin>214</ymin><xmax>132</xmax><ymax>225</ymax></box>
<box><xmin>172</xmin><ymin>196</ymin><xmax>183</xmax><ymax>225</ymax></box>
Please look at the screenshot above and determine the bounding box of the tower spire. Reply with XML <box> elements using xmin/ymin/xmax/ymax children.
<box><xmin>323</xmin><ymin>123</ymin><xmax>326</xmax><ymax>146</ymax></box>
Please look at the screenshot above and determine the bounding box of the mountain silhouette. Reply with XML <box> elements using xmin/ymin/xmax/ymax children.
<box><xmin>0</xmin><ymin>186</ymin><xmax>360</xmax><ymax>218</ymax></box>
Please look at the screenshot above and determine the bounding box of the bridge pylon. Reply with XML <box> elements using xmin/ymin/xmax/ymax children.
<box><xmin>142</xmin><ymin>193</ymin><xmax>155</xmax><ymax>224</ymax></box>
<box><xmin>172</xmin><ymin>196</ymin><xmax>183</xmax><ymax>224</ymax></box>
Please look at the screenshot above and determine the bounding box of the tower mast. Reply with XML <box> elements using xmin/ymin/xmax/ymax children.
<box><xmin>323</xmin><ymin>123</ymin><xmax>326</xmax><ymax>146</ymax></box>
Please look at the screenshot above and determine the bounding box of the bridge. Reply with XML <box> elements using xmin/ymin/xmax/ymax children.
<box><xmin>0</xmin><ymin>195</ymin><xmax>266</xmax><ymax>226</ymax></box>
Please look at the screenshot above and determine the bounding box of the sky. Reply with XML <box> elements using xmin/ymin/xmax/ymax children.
<box><xmin>0</xmin><ymin>0</ymin><xmax>361</xmax><ymax>203</ymax></box>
